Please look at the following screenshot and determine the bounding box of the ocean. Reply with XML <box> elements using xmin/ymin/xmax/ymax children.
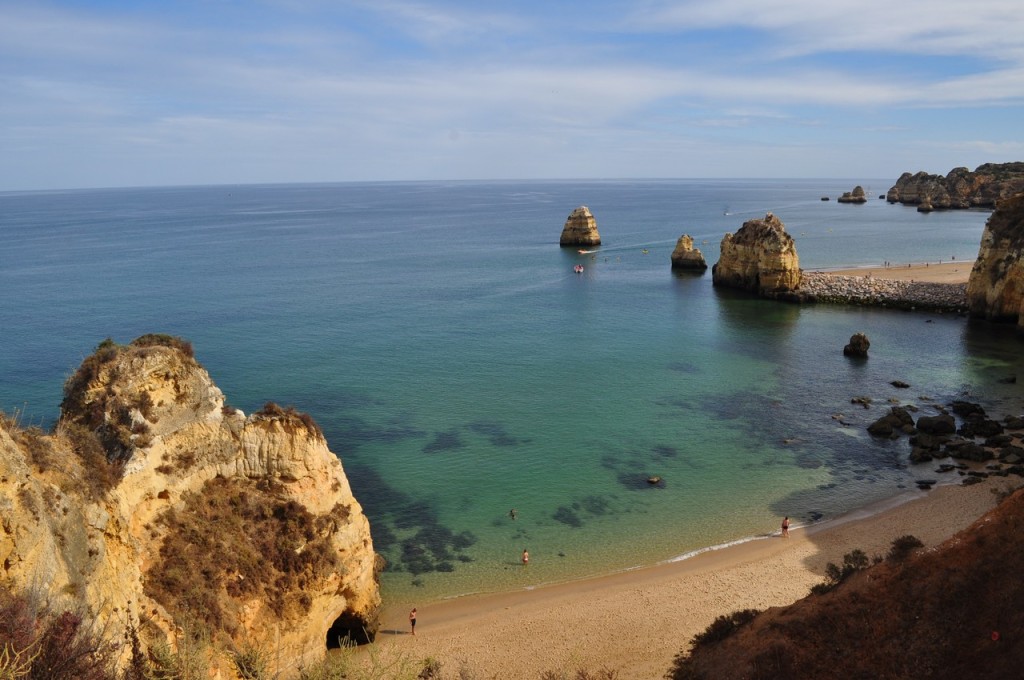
<box><xmin>2</xmin><ymin>179</ymin><xmax>1020</xmax><ymax>605</ymax></box>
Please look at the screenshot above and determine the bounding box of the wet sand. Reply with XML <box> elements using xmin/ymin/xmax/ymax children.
<box><xmin>358</xmin><ymin>476</ymin><xmax>1016</xmax><ymax>679</ymax></box>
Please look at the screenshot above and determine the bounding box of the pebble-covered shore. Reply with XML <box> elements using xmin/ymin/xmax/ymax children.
<box><xmin>797</xmin><ymin>272</ymin><xmax>968</xmax><ymax>312</ymax></box>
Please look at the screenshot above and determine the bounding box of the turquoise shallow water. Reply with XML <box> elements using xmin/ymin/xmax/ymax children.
<box><xmin>1</xmin><ymin>179</ymin><xmax>1020</xmax><ymax>604</ymax></box>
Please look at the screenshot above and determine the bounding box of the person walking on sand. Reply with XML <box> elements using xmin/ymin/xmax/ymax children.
<box><xmin>522</xmin><ymin>548</ymin><xmax>529</xmax><ymax>566</ymax></box>
<box><xmin>409</xmin><ymin>608</ymin><xmax>417</xmax><ymax>635</ymax></box>
<box><xmin>781</xmin><ymin>516</ymin><xmax>790</xmax><ymax>538</ymax></box>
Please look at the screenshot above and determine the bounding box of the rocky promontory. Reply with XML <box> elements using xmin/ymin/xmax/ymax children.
<box><xmin>559</xmin><ymin>205</ymin><xmax>602</xmax><ymax>246</ymax></box>
<box><xmin>712</xmin><ymin>213</ymin><xmax>801</xmax><ymax>295</ymax></box>
<box><xmin>967</xmin><ymin>192</ymin><xmax>1024</xmax><ymax>326</ymax></box>
<box><xmin>886</xmin><ymin>162</ymin><xmax>1024</xmax><ymax>209</ymax></box>
<box><xmin>0</xmin><ymin>335</ymin><xmax>381</xmax><ymax>677</ymax></box>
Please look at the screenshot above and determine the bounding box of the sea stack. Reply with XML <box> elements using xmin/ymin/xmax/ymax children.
<box><xmin>967</xmin><ymin>193</ymin><xmax>1024</xmax><ymax>326</ymax></box>
<box><xmin>560</xmin><ymin>206</ymin><xmax>602</xmax><ymax>246</ymax></box>
<box><xmin>712</xmin><ymin>212</ymin><xmax>801</xmax><ymax>295</ymax></box>
<box><xmin>670</xmin><ymin>234</ymin><xmax>708</xmax><ymax>271</ymax></box>
<box><xmin>837</xmin><ymin>186</ymin><xmax>867</xmax><ymax>204</ymax></box>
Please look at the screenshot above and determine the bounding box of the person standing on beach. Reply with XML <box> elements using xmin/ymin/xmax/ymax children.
<box><xmin>409</xmin><ymin>607</ymin><xmax>417</xmax><ymax>635</ymax></box>
<box><xmin>522</xmin><ymin>548</ymin><xmax>529</xmax><ymax>566</ymax></box>
<box><xmin>781</xmin><ymin>516</ymin><xmax>790</xmax><ymax>538</ymax></box>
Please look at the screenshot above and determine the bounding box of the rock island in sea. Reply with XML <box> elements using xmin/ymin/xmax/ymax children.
<box><xmin>0</xmin><ymin>334</ymin><xmax>381</xmax><ymax>677</ymax></box>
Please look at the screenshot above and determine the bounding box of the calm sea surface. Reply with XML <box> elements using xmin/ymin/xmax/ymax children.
<box><xmin>2</xmin><ymin>179</ymin><xmax>1021</xmax><ymax>604</ymax></box>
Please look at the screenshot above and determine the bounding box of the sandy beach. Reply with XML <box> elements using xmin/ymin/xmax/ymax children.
<box><xmin>819</xmin><ymin>260</ymin><xmax>972</xmax><ymax>284</ymax></box>
<box><xmin>358</xmin><ymin>475</ymin><xmax>1017</xmax><ymax>679</ymax></box>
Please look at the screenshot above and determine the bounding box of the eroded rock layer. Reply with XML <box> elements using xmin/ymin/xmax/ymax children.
<box><xmin>967</xmin><ymin>193</ymin><xmax>1024</xmax><ymax>325</ymax></box>
<box><xmin>712</xmin><ymin>213</ymin><xmax>801</xmax><ymax>294</ymax></box>
<box><xmin>559</xmin><ymin>205</ymin><xmax>602</xmax><ymax>246</ymax></box>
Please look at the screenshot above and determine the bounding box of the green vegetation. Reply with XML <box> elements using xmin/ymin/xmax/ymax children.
<box><xmin>809</xmin><ymin>548</ymin><xmax>869</xmax><ymax>595</ymax></box>
<box><xmin>886</xmin><ymin>535</ymin><xmax>924</xmax><ymax>562</ymax></box>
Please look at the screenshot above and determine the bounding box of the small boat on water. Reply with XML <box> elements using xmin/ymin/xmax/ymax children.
<box><xmin>573</xmin><ymin>264</ymin><xmax>585</xmax><ymax>273</ymax></box>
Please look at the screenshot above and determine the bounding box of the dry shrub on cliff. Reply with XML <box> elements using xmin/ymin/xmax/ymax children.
<box><xmin>147</xmin><ymin>475</ymin><xmax>350</xmax><ymax>639</ymax></box>
<box><xmin>0</xmin><ymin>585</ymin><xmax>119</xmax><ymax>680</ymax></box>
<box><xmin>255</xmin><ymin>402</ymin><xmax>324</xmax><ymax>440</ymax></box>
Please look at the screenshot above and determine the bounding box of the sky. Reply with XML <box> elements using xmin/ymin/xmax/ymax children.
<box><xmin>2</xmin><ymin>0</ymin><xmax>1023</xmax><ymax>190</ymax></box>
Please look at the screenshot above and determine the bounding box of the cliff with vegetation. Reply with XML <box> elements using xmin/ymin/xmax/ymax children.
<box><xmin>967</xmin><ymin>193</ymin><xmax>1024</xmax><ymax>326</ymax></box>
<box><xmin>0</xmin><ymin>335</ymin><xmax>380</xmax><ymax>678</ymax></box>
<box><xmin>668</xmin><ymin>487</ymin><xmax>1024</xmax><ymax>679</ymax></box>
<box><xmin>886</xmin><ymin>162</ymin><xmax>1024</xmax><ymax>209</ymax></box>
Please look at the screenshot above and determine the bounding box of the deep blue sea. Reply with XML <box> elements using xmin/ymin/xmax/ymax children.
<box><xmin>2</xmin><ymin>179</ymin><xmax>1021</xmax><ymax>604</ymax></box>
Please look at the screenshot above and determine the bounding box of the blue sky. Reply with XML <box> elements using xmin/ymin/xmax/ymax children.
<box><xmin>2</xmin><ymin>0</ymin><xmax>1023</xmax><ymax>190</ymax></box>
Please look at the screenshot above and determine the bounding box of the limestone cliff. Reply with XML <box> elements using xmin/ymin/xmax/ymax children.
<box><xmin>712</xmin><ymin>213</ymin><xmax>801</xmax><ymax>294</ymax></box>
<box><xmin>0</xmin><ymin>335</ymin><xmax>380</xmax><ymax>677</ymax></box>
<box><xmin>967</xmin><ymin>193</ymin><xmax>1024</xmax><ymax>326</ymax></box>
<box><xmin>670</xmin><ymin>234</ymin><xmax>708</xmax><ymax>271</ymax></box>
<box><xmin>559</xmin><ymin>206</ymin><xmax>602</xmax><ymax>246</ymax></box>
<box><xmin>886</xmin><ymin>162</ymin><xmax>1024</xmax><ymax>209</ymax></box>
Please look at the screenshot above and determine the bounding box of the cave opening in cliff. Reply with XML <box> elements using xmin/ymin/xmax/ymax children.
<box><xmin>326</xmin><ymin>610</ymin><xmax>374</xmax><ymax>648</ymax></box>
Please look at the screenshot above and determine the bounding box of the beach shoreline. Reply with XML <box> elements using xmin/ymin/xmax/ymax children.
<box><xmin>360</xmin><ymin>474</ymin><xmax>1018</xmax><ymax>679</ymax></box>
<box><xmin>810</xmin><ymin>259</ymin><xmax>971</xmax><ymax>284</ymax></box>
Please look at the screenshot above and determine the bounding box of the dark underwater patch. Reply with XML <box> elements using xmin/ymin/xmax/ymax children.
<box><xmin>552</xmin><ymin>505</ymin><xmax>583</xmax><ymax>528</ymax></box>
<box><xmin>423</xmin><ymin>429</ymin><xmax>465</xmax><ymax>453</ymax></box>
<box><xmin>668</xmin><ymin>361</ymin><xmax>700</xmax><ymax>374</ymax></box>
<box><xmin>652</xmin><ymin>444</ymin><xmax>679</xmax><ymax>459</ymax></box>
<box><xmin>467</xmin><ymin>420</ymin><xmax>527</xmax><ymax>447</ymax></box>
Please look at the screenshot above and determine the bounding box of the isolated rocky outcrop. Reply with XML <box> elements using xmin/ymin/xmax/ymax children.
<box><xmin>967</xmin><ymin>193</ymin><xmax>1024</xmax><ymax>326</ymax></box>
<box><xmin>0</xmin><ymin>335</ymin><xmax>380</xmax><ymax>677</ymax></box>
<box><xmin>559</xmin><ymin>206</ymin><xmax>602</xmax><ymax>246</ymax></box>
<box><xmin>837</xmin><ymin>185</ymin><xmax>867</xmax><ymax>204</ymax></box>
<box><xmin>843</xmin><ymin>332</ymin><xmax>870</xmax><ymax>358</ymax></box>
<box><xmin>712</xmin><ymin>213</ymin><xmax>801</xmax><ymax>295</ymax></box>
<box><xmin>670</xmin><ymin>234</ymin><xmax>708</xmax><ymax>271</ymax></box>
<box><xmin>886</xmin><ymin>162</ymin><xmax>1024</xmax><ymax>209</ymax></box>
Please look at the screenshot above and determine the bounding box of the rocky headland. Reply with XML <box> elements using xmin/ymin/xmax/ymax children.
<box><xmin>967</xmin><ymin>192</ymin><xmax>1024</xmax><ymax>326</ymax></box>
<box><xmin>559</xmin><ymin>205</ymin><xmax>602</xmax><ymax>246</ymax></box>
<box><xmin>0</xmin><ymin>335</ymin><xmax>380</xmax><ymax>677</ymax></box>
<box><xmin>886</xmin><ymin>162</ymin><xmax>1024</xmax><ymax>209</ymax></box>
<box><xmin>712</xmin><ymin>213</ymin><xmax>801</xmax><ymax>295</ymax></box>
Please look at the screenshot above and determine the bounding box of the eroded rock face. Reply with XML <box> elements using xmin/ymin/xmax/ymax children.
<box><xmin>712</xmin><ymin>213</ymin><xmax>801</xmax><ymax>294</ymax></box>
<box><xmin>967</xmin><ymin>193</ymin><xmax>1024</xmax><ymax>325</ymax></box>
<box><xmin>0</xmin><ymin>336</ymin><xmax>381</xmax><ymax>677</ymax></box>
<box><xmin>559</xmin><ymin>206</ymin><xmax>602</xmax><ymax>246</ymax></box>
<box><xmin>886</xmin><ymin>163</ymin><xmax>1024</xmax><ymax>209</ymax></box>
<box><xmin>670</xmin><ymin>234</ymin><xmax>708</xmax><ymax>271</ymax></box>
